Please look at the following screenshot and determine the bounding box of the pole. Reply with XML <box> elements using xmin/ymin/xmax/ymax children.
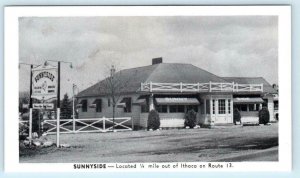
<box><xmin>72</xmin><ymin>84</ymin><xmax>75</xmax><ymax>132</ymax></box>
<box><xmin>29</xmin><ymin>65</ymin><xmax>33</xmax><ymax>144</ymax></box>
<box><xmin>56</xmin><ymin>61</ymin><xmax>61</xmax><ymax>147</ymax></box>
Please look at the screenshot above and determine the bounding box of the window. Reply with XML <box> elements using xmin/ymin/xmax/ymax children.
<box><xmin>228</xmin><ymin>99</ymin><xmax>231</xmax><ymax>114</ymax></box>
<box><xmin>123</xmin><ymin>97</ymin><xmax>132</xmax><ymax>113</ymax></box>
<box><xmin>169</xmin><ymin>105</ymin><xmax>185</xmax><ymax>113</ymax></box>
<box><xmin>212</xmin><ymin>100</ymin><xmax>215</xmax><ymax>114</ymax></box>
<box><xmin>96</xmin><ymin>99</ymin><xmax>102</xmax><ymax>112</ymax></box>
<box><xmin>218</xmin><ymin>99</ymin><xmax>226</xmax><ymax>114</ymax></box>
<box><xmin>236</xmin><ymin>104</ymin><xmax>247</xmax><ymax>112</ymax></box>
<box><xmin>81</xmin><ymin>100</ymin><xmax>87</xmax><ymax>112</ymax></box>
<box><xmin>274</xmin><ymin>101</ymin><xmax>278</xmax><ymax>110</ymax></box>
<box><xmin>206</xmin><ymin>99</ymin><xmax>210</xmax><ymax>114</ymax></box>
<box><xmin>187</xmin><ymin>105</ymin><xmax>198</xmax><ymax>112</ymax></box>
<box><xmin>156</xmin><ymin>105</ymin><xmax>167</xmax><ymax>113</ymax></box>
<box><xmin>108</xmin><ymin>98</ymin><xmax>111</xmax><ymax>107</ymax></box>
<box><xmin>249</xmin><ymin>104</ymin><xmax>259</xmax><ymax>111</ymax></box>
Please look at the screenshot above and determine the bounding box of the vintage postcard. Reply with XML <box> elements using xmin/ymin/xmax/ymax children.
<box><xmin>4</xmin><ymin>6</ymin><xmax>291</xmax><ymax>172</ymax></box>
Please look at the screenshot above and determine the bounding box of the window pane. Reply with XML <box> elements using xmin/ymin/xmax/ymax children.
<box><xmin>218</xmin><ymin>99</ymin><xmax>226</xmax><ymax>114</ymax></box>
<box><xmin>212</xmin><ymin>100</ymin><xmax>215</xmax><ymax>114</ymax></box>
<box><xmin>156</xmin><ymin>105</ymin><xmax>167</xmax><ymax>113</ymax></box>
<box><xmin>82</xmin><ymin>100</ymin><xmax>87</xmax><ymax>112</ymax></box>
<box><xmin>228</xmin><ymin>99</ymin><xmax>231</xmax><ymax>114</ymax></box>
<box><xmin>178</xmin><ymin>105</ymin><xmax>185</xmax><ymax>113</ymax></box>
<box><xmin>96</xmin><ymin>99</ymin><xmax>102</xmax><ymax>112</ymax></box>
<box><xmin>240</xmin><ymin>104</ymin><xmax>247</xmax><ymax>111</ymax></box>
<box><xmin>249</xmin><ymin>104</ymin><xmax>259</xmax><ymax>111</ymax></box>
<box><xmin>169</xmin><ymin>105</ymin><xmax>177</xmax><ymax>113</ymax></box>
<box><xmin>108</xmin><ymin>98</ymin><xmax>111</xmax><ymax>107</ymax></box>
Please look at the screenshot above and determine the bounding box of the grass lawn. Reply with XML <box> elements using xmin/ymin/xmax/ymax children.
<box><xmin>20</xmin><ymin>123</ymin><xmax>278</xmax><ymax>163</ymax></box>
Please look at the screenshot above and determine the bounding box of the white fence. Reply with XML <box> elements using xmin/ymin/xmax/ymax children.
<box><xmin>141</xmin><ymin>82</ymin><xmax>263</xmax><ymax>93</ymax></box>
<box><xmin>19</xmin><ymin>117</ymin><xmax>133</xmax><ymax>135</ymax></box>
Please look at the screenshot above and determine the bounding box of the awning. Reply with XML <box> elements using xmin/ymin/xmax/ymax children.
<box><xmin>155</xmin><ymin>97</ymin><xmax>199</xmax><ymax>105</ymax></box>
<box><xmin>117</xmin><ymin>98</ymin><xmax>126</xmax><ymax>108</ymax></box>
<box><xmin>77</xmin><ymin>99</ymin><xmax>86</xmax><ymax>108</ymax></box>
<box><xmin>117</xmin><ymin>103</ymin><xmax>126</xmax><ymax>108</ymax></box>
<box><xmin>89</xmin><ymin>99</ymin><xmax>101</xmax><ymax>108</ymax></box>
<box><xmin>233</xmin><ymin>97</ymin><xmax>264</xmax><ymax>104</ymax></box>
<box><xmin>133</xmin><ymin>98</ymin><xmax>146</xmax><ymax>105</ymax></box>
<box><xmin>76</xmin><ymin>104</ymin><xmax>82</xmax><ymax>108</ymax></box>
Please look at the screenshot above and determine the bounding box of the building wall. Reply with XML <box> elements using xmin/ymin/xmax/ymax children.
<box><xmin>77</xmin><ymin>94</ymin><xmax>141</xmax><ymax>127</ymax></box>
<box><xmin>240</xmin><ymin>111</ymin><xmax>259</xmax><ymax>124</ymax></box>
<box><xmin>140</xmin><ymin>108</ymin><xmax>202</xmax><ymax>128</ymax></box>
<box><xmin>267</xmin><ymin>96</ymin><xmax>275</xmax><ymax>122</ymax></box>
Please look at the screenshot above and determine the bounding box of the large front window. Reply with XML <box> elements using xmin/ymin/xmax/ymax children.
<box><xmin>156</xmin><ymin>105</ymin><xmax>168</xmax><ymax>113</ymax></box>
<box><xmin>169</xmin><ymin>105</ymin><xmax>185</xmax><ymax>113</ymax></box>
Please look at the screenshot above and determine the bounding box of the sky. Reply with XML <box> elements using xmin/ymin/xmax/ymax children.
<box><xmin>19</xmin><ymin>16</ymin><xmax>278</xmax><ymax>97</ymax></box>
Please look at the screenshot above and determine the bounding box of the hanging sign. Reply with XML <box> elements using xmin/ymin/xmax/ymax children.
<box><xmin>31</xmin><ymin>64</ymin><xmax>58</xmax><ymax>100</ymax></box>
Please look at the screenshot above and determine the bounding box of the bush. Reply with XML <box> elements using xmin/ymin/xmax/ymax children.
<box><xmin>184</xmin><ymin>109</ymin><xmax>197</xmax><ymax>128</ymax></box>
<box><xmin>147</xmin><ymin>109</ymin><xmax>160</xmax><ymax>130</ymax></box>
<box><xmin>259</xmin><ymin>107</ymin><xmax>270</xmax><ymax>124</ymax></box>
<box><xmin>233</xmin><ymin>108</ymin><xmax>241</xmax><ymax>124</ymax></box>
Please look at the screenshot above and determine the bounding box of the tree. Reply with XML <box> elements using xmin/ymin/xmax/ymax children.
<box><xmin>184</xmin><ymin>109</ymin><xmax>197</xmax><ymax>128</ymax></box>
<box><xmin>259</xmin><ymin>107</ymin><xmax>270</xmax><ymax>125</ymax></box>
<box><xmin>102</xmin><ymin>65</ymin><xmax>137</xmax><ymax>131</ymax></box>
<box><xmin>147</xmin><ymin>109</ymin><xmax>160</xmax><ymax>130</ymax></box>
<box><xmin>60</xmin><ymin>93</ymin><xmax>72</xmax><ymax>119</ymax></box>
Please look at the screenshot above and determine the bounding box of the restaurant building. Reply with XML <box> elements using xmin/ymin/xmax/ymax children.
<box><xmin>76</xmin><ymin>58</ymin><xmax>278</xmax><ymax>128</ymax></box>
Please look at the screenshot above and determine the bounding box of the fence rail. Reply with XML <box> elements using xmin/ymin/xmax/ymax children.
<box><xmin>141</xmin><ymin>82</ymin><xmax>263</xmax><ymax>93</ymax></box>
<box><xmin>19</xmin><ymin>117</ymin><xmax>133</xmax><ymax>135</ymax></box>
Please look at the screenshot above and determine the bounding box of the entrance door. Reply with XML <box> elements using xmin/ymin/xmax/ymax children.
<box><xmin>211</xmin><ymin>99</ymin><xmax>233</xmax><ymax>124</ymax></box>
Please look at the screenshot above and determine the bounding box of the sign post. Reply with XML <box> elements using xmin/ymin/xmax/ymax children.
<box><xmin>29</xmin><ymin>65</ymin><xmax>33</xmax><ymax>145</ymax></box>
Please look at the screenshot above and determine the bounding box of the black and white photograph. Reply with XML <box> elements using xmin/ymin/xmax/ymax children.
<box><xmin>4</xmin><ymin>6</ymin><xmax>291</xmax><ymax>172</ymax></box>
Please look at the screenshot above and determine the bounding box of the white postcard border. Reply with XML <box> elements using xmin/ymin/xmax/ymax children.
<box><xmin>4</xmin><ymin>6</ymin><xmax>291</xmax><ymax>172</ymax></box>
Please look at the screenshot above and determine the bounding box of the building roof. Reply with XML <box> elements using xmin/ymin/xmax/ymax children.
<box><xmin>222</xmin><ymin>77</ymin><xmax>277</xmax><ymax>94</ymax></box>
<box><xmin>77</xmin><ymin>62</ymin><xmax>277</xmax><ymax>97</ymax></box>
<box><xmin>77</xmin><ymin>63</ymin><xmax>227</xmax><ymax>97</ymax></box>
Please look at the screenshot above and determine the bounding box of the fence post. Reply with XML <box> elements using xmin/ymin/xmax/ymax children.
<box><xmin>180</xmin><ymin>82</ymin><xmax>183</xmax><ymax>92</ymax></box>
<box><xmin>131</xmin><ymin>117</ymin><xmax>134</xmax><ymax>131</ymax></box>
<box><xmin>29</xmin><ymin>108</ymin><xmax>32</xmax><ymax>145</ymax></box>
<box><xmin>103</xmin><ymin>116</ymin><xmax>106</xmax><ymax>132</ymax></box>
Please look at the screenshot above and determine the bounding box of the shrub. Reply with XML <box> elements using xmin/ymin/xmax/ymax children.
<box><xmin>259</xmin><ymin>107</ymin><xmax>270</xmax><ymax>124</ymax></box>
<box><xmin>233</xmin><ymin>108</ymin><xmax>241</xmax><ymax>124</ymax></box>
<box><xmin>184</xmin><ymin>109</ymin><xmax>197</xmax><ymax>128</ymax></box>
<box><xmin>147</xmin><ymin>109</ymin><xmax>160</xmax><ymax>130</ymax></box>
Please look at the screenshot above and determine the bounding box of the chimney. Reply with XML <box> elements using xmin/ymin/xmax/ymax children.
<box><xmin>152</xmin><ymin>57</ymin><xmax>163</xmax><ymax>65</ymax></box>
